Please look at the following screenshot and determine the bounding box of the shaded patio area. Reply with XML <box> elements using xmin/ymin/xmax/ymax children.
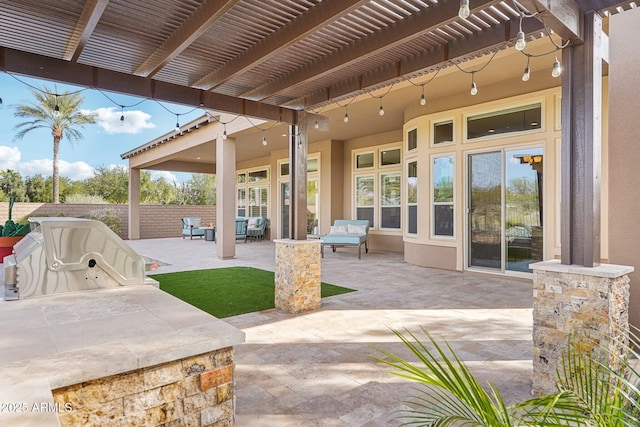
<box><xmin>127</xmin><ymin>238</ymin><xmax>534</xmax><ymax>426</ymax></box>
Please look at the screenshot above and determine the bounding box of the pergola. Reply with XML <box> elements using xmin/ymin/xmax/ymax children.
<box><xmin>0</xmin><ymin>0</ymin><xmax>633</xmax><ymax>266</ymax></box>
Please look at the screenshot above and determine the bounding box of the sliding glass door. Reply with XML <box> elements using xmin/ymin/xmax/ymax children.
<box><xmin>468</xmin><ymin>147</ymin><xmax>543</xmax><ymax>273</ymax></box>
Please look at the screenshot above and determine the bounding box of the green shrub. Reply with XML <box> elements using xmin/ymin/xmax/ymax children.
<box><xmin>64</xmin><ymin>194</ymin><xmax>109</xmax><ymax>204</ymax></box>
<box><xmin>84</xmin><ymin>209</ymin><xmax>121</xmax><ymax>235</ymax></box>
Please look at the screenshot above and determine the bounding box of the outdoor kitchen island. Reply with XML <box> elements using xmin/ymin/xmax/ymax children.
<box><xmin>0</xmin><ymin>284</ymin><xmax>245</xmax><ymax>426</ymax></box>
<box><xmin>0</xmin><ymin>218</ymin><xmax>245</xmax><ymax>426</ymax></box>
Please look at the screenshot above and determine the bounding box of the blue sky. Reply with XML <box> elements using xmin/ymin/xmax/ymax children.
<box><xmin>0</xmin><ymin>72</ymin><xmax>205</xmax><ymax>183</ymax></box>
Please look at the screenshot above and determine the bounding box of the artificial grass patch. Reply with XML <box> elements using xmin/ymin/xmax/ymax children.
<box><xmin>150</xmin><ymin>266</ymin><xmax>355</xmax><ymax>318</ymax></box>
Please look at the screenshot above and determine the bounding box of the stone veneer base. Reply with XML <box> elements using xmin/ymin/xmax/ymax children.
<box><xmin>530</xmin><ymin>260</ymin><xmax>632</xmax><ymax>396</ymax></box>
<box><xmin>274</xmin><ymin>239</ymin><xmax>321</xmax><ymax>314</ymax></box>
<box><xmin>53</xmin><ymin>348</ymin><xmax>235</xmax><ymax>427</ymax></box>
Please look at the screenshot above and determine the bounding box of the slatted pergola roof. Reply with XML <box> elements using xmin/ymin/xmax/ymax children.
<box><xmin>0</xmin><ymin>0</ymin><xmax>635</xmax><ymax>123</ymax></box>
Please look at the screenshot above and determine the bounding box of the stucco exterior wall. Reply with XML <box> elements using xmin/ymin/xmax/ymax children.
<box><xmin>608</xmin><ymin>6</ymin><xmax>640</xmax><ymax>329</ymax></box>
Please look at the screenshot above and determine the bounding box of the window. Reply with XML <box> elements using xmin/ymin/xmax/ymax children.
<box><xmin>237</xmin><ymin>167</ymin><xmax>269</xmax><ymax>217</ymax></box>
<box><xmin>381</xmin><ymin>173</ymin><xmax>401</xmax><ymax>229</ymax></box>
<box><xmin>249</xmin><ymin>187</ymin><xmax>268</xmax><ymax>217</ymax></box>
<box><xmin>278</xmin><ymin>156</ymin><xmax>321</xmax><ymax>238</ymax></box>
<box><xmin>467</xmin><ymin>103</ymin><xmax>542</xmax><ymax>140</ymax></box>
<box><xmin>407</xmin><ymin>161</ymin><xmax>417</xmax><ymax>234</ymax></box>
<box><xmin>354</xmin><ymin>145</ymin><xmax>401</xmax><ymax>230</ymax></box>
<box><xmin>237</xmin><ymin>188</ymin><xmax>246</xmax><ymax>217</ymax></box>
<box><xmin>433</xmin><ymin>155</ymin><xmax>454</xmax><ymax>237</ymax></box>
<box><xmin>356</xmin><ymin>152</ymin><xmax>374</xmax><ymax>169</ymax></box>
<box><xmin>380</xmin><ymin>149</ymin><xmax>401</xmax><ymax>166</ymax></box>
<box><xmin>248</xmin><ymin>169</ymin><xmax>268</xmax><ymax>182</ymax></box>
<box><xmin>433</xmin><ymin>120</ymin><xmax>454</xmax><ymax>145</ymax></box>
<box><xmin>407</xmin><ymin>129</ymin><xmax>417</xmax><ymax>151</ymax></box>
<box><xmin>355</xmin><ymin>175</ymin><xmax>375</xmax><ymax>227</ymax></box>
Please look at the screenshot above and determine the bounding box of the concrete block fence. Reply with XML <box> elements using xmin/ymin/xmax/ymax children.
<box><xmin>0</xmin><ymin>202</ymin><xmax>216</xmax><ymax>240</ymax></box>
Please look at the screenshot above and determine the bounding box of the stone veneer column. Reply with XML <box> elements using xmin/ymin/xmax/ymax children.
<box><xmin>53</xmin><ymin>347</ymin><xmax>236</xmax><ymax>427</ymax></box>
<box><xmin>274</xmin><ymin>239</ymin><xmax>321</xmax><ymax>313</ymax></box>
<box><xmin>531</xmin><ymin>260</ymin><xmax>633</xmax><ymax>396</ymax></box>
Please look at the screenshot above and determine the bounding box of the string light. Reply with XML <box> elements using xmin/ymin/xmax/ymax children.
<box><xmin>222</xmin><ymin>124</ymin><xmax>228</xmax><ymax>140</ymax></box>
<box><xmin>552</xmin><ymin>51</ymin><xmax>562</xmax><ymax>78</ymax></box>
<box><xmin>262</xmin><ymin>134</ymin><xmax>267</xmax><ymax>146</ymax></box>
<box><xmin>378</xmin><ymin>101</ymin><xmax>385</xmax><ymax>116</ymax></box>
<box><xmin>420</xmin><ymin>85</ymin><xmax>426</xmax><ymax>106</ymax></box>
<box><xmin>470</xmin><ymin>73</ymin><xmax>478</xmax><ymax>96</ymax></box>
<box><xmin>458</xmin><ymin>0</ymin><xmax>470</xmax><ymax>19</ymax></box>
<box><xmin>343</xmin><ymin>106</ymin><xmax>349</xmax><ymax>123</ymax></box>
<box><xmin>522</xmin><ymin>55</ymin><xmax>531</xmax><ymax>81</ymax></box>
<box><xmin>314</xmin><ymin>119</ymin><xmax>319</xmax><ymax>129</ymax></box>
<box><xmin>54</xmin><ymin>94</ymin><xmax>60</xmax><ymax>112</ymax></box>
<box><xmin>120</xmin><ymin>106</ymin><xmax>125</xmax><ymax>125</ymax></box>
<box><xmin>175</xmin><ymin>114</ymin><xmax>180</xmax><ymax>132</ymax></box>
<box><xmin>515</xmin><ymin>14</ymin><xmax>526</xmax><ymax>51</ymax></box>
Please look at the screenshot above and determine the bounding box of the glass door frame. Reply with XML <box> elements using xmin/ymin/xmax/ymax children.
<box><xmin>465</xmin><ymin>145</ymin><xmax>544</xmax><ymax>276</ymax></box>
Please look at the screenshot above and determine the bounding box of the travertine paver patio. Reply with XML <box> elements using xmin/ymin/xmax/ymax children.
<box><xmin>127</xmin><ymin>237</ymin><xmax>534</xmax><ymax>426</ymax></box>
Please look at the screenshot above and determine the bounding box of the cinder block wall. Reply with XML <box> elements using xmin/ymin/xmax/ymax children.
<box><xmin>0</xmin><ymin>203</ymin><xmax>216</xmax><ymax>240</ymax></box>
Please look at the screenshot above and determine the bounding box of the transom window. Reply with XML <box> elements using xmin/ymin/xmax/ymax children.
<box><xmin>467</xmin><ymin>103</ymin><xmax>542</xmax><ymax>140</ymax></box>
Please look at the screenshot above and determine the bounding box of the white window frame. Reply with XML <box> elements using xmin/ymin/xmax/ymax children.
<box><xmin>431</xmin><ymin>117</ymin><xmax>456</xmax><ymax>147</ymax></box>
<box><xmin>431</xmin><ymin>153</ymin><xmax>455</xmax><ymax>240</ymax></box>
<box><xmin>236</xmin><ymin>166</ymin><xmax>270</xmax><ymax>217</ymax></box>
<box><xmin>352</xmin><ymin>144</ymin><xmax>402</xmax><ymax>231</ymax></box>
<box><xmin>463</xmin><ymin>100</ymin><xmax>545</xmax><ymax>143</ymax></box>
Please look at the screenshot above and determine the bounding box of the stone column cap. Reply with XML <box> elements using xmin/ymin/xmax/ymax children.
<box><xmin>530</xmin><ymin>259</ymin><xmax>634</xmax><ymax>278</ymax></box>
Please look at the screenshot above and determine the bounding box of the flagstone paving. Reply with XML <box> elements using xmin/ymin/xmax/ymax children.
<box><xmin>127</xmin><ymin>238</ymin><xmax>534</xmax><ymax>426</ymax></box>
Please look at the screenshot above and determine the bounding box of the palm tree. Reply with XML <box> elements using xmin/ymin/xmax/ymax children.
<box><xmin>13</xmin><ymin>85</ymin><xmax>96</xmax><ymax>203</ymax></box>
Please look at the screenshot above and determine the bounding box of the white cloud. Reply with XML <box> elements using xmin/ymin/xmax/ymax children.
<box><xmin>0</xmin><ymin>146</ymin><xmax>21</xmax><ymax>170</ymax></box>
<box><xmin>20</xmin><ymin>158</ymin><xmax>95</xmax><ymax>181</ymax></box>
<box><xmin>151</xmin><ymin>170</ymin><xmax>177</xmax><ymax>183</ymax></box>
<box><xmin>85</xmin><ymin>107</ymin><xmax>155</xmax><ymax>135</ymax></box>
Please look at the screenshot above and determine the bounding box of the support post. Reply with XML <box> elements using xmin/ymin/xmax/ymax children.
<box><xmin>561</xmin><ymin>11</ymin><xmax>603</xmax><ymax>267</ymax></box>
<box><xmin>289</xmin><ymin>110</ymin><xmax>308</xmax><ymax>240</ymax></box>
<box><xmin>128</xmin><ymin>167</ymin><xmax>140</xmax><ymax>240</ymax></box>
<box><xmin>216</xmin><ymin>135</ymin><xmax>236</xmax><ymax>259</ymax></box>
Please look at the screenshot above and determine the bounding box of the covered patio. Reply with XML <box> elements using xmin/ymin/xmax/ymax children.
<box><xmin>127</xmin><ymin>237</ymin><xmax>533</xmax><ymax>426</ymax></box>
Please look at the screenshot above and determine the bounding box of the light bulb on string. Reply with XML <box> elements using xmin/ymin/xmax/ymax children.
<box><xmin>120</xmin><ymin>106</ymin><xmax>125</xmax><ymax>126</ymax></box>
<box><xmin>420</xmin><ymin>85</ymin><xmax>426</xmax><ymax>106</ymax></box>
<box><xmin>54</xmin><ymin>95</ymin><xmax>60</xmax><ymax>113</ymax></box>
<box><xmin>343</xmin><ymin>107</ymin><xmax>349</xmax><ymax>123</ymax></box>
<box><xmin>314</xmin><ymin>119</ymin><xmax>319</xmax><ymax>129</ymax></box>
<box><xmin>522</xmin><ymin>55</ymin><xmax>531</xmax><ymax>82</ymax></box>
<box><xmin>458</xmin><ymin>0</ymin><xmax>470</xmax><ymax>19</ymax></box>
<box><xmin>222</xmin><ymin>124</ymin><xmax>228</xmax><ymax>140</ymax></box>
<box><xmin>175</xmin><ymin>115</ymin><xmax>181</xmax><ymax>132</ymax></box>
<box><xmin>551</xmin><ymin>52</ymin><xmax>562</xmax><ymax>78</ymax></box>
<box><xmin>262</xmin><ymin>134</ymin><xmax>267</xmax><ymax>146</ymax></box>
<box><xmin>378</xmin><ymin>100</ymin><xmax>385</xmax><ymax>116</ymax></box>
<box><xmin>470</xmin><ymin>72</ymin><xmax>478</xmax><ymax>96</ymax></box>
<box><xmin>515</xmin><ymin>31</ymin><xmax>526</xmax><ymax>51</ymax></box>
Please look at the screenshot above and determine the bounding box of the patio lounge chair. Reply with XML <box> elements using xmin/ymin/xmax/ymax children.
<box><xmin>245</xmin><ymin>217</ymin><xmax>267</xmax><ymax>241</ymax></box>
<box><xmin>235</xmin><ymin>217</ymin><xmax>248</xmax><ymax>242</ymax></box>
<box><xmin>182</xmin><ymin>217</ymin><xmax>205</xmax><ymax>239</ymax></box>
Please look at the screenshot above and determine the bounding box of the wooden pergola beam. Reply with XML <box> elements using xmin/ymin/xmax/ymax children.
<box><xmin>134</xmin><ymin>0</ymin><xmax>240</xmax><ymax>78</ymax></box>
<box><xmin>193</xmin><ymin>0</ymin><xmax>369</xmax><ymax>90</ymax></box>
<box><xmin>241</xmin><ymin>0</ymin><xmax>505</xmax><ymax>102</ymax></box>
<box><xmin>1</xmin><ymin>47</ymin><xmax>296</xmax><ymax>124</ymax></box>
<box><xmin>63</xmin><ymin>0</ymin><xmax>110</xmax><ymax>62</ymax></box>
